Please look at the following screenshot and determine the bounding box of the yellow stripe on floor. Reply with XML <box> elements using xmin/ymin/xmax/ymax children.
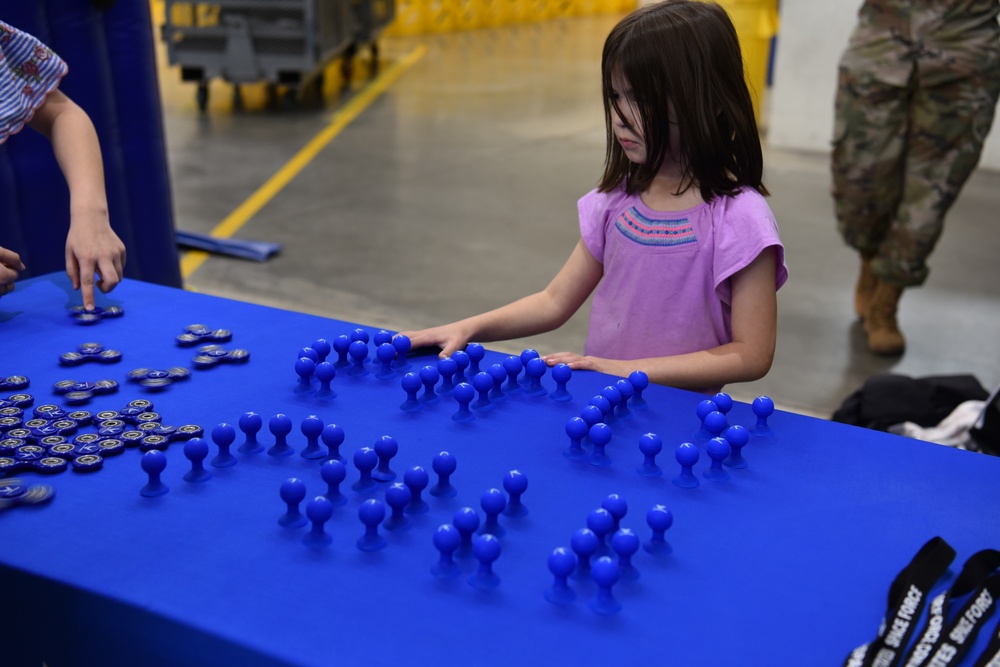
<box><xmin>180</xmin><ymin>44</ymin><xmax>428</xmax><ymax>279</ymax></box>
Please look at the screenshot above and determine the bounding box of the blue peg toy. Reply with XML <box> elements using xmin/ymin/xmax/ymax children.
<box><xmin>752</xmin><ymin>395</ymin><xmax>775</xmax><ymax>435</ymax></box>
<box><xmin>571</xmin><ymin>528</ymin><xmax>599</xmax><ymax>580</ymax></box>
<box><xmin>302</xmin><ymin>496</ymin><xmax>333</xmax><ymax>548</ymax></box>
<box><xmin>294</xmin><ymin>356</ymin><xmax>315</xmax><ymax>393</ymax></box>
<box><xmin>479</xmin><ymin>488</ymin><xmax>506</xmax><ymax>536</ymax></box>
<box><xmin>589</xmin><ymin>422</ymin><xmax>612</xmax><ymax>467</ymax></box>
<box><xmin>333</xmin><ymin>334</ymin><xmax>351</xmax><ymax>368</ymax></box>
<box><xmin>310</xmin><ymin>338</ymin><xmax>331</xmax><ymax>362</ymax></box>
<box><xmin>437</xmin><ymin>357</ymin><xmax>458</xmax><ymax>393</ymax></box>
<box><xmin>644</xmin><ymin>505</ymin><xmax>673</xmax><ymax>555</ymax></box>
<box><xmin>550</xmin><ymin>363</ymin><xmax>572</xmax><ymax>401</ymax></box>
<box><xmin>589</xmin><ymin>557</ymin><xmax>622</xmax><ymax>615</ymax></box>
<box><xmin>545</xmin><ymin>547</ymin><xmax>577</xmax><ymax>605</ymax></box>
<box><xmin>299</xmin><ymin>415</ymin><xmax>325</xmax><ymax>460</ymax></box>
<box><xmin>210</xmin><ymin>422</ymin><xmax>237</xmax><ymax>468</ymax></box>
<box><xmin>468</xmin><ymin>534</ymin><xmax>501</xmax><ymax>590</ymax></box>
<box><xmin>418</xmin><ymin>365</ymin><xmax>440</xmax><ymax>404</ymax></box>
<box><xmin>356</xmin><ymin>499</ymin><xmax>386</xmax><ymax>551</ymax></box>
<box><xmin>637</xmin><ymin>432</ymin><xmax>663</xmax><ymax>476</ymax></box>
<box><xmin>140</xmin><ymin>449</ymin><xmax>168</xmax><ymax>497</ymax></box>
<box><xmin>313</xmin><ymin>361</ymin><xmax>336</xmax><ymax>399</ymax></box>
<box><xmin>451</xmin><ymin>382</ymin><xmax>475</xmax><ymax>422</ymax></box>
<box><xmin>183</xmin><ymin>437</ymin><xmax>212</xmax><ymax>482</ymax></box>
<box><xmin>238</xmin><ymin>411</ymin><xmax>264</xmax><ymax>454</ymax></box>
<box><xmin>391</xmin><ymin>334</ymin><xmax>412</xmax><ymax>371</ymax></box>
<box><xmin>278</xmin><ymin>477</ymin><xmax>307</xmax><ymax>527</ymax></box>
<box><xmin>372</xmin><ymin>435</ymin><xmax>398</xmax><ymax>482</ymax></box>
<box><xmin>724</xmin><ymin>424</ymin><xmax>750</xmax><ymax>468</ymax></box>
<box><xmin>400</xmin><ymin>372</ymin><xmax>423</xmax><ymax>412</ymax></box>
<box><xmin>383</xmin><ymin>483</ymin><xmax>412</xmax><ymax>531</ymax></box>
<box><xmin>375</xmin><ymin>343</ymin><xmax>396</xmax><ymax>380</ymax></box>
<box><xmin>628</xmin><ymin>370</ymin><xmax>649</xmax><ymax>407</ymax></box>
<box><xmin>432</xmin><ymin>524</ymin><xmax>462</xmax><ymax>578</ymax></box>
<box><xmin>430</xmin><ymin>451</ymin><xmax>457</xmax><ymax>498</ymax></box>
<box><xmin>673</xmin><ymin>442</ymin><xmax>700</xmax><ymax>489</ymax></box>
<box><xmin>352</xmin><ymin>447</ymin><xmax>378</xmax><ymax>492</ymax></box>
<box><xmin>348</xmin><ymin>340</ymin><xmax>369</xmax><ymax>377</ymax></box>
<box><xmin>502</xmin><ymin>469</ymin><xmax>528</xmax><ymax>517</ymax></box>
<box><xmin>502</xmin><ymin>356</ymin><xmax>522</xmax><ymax>394</ymax></box>
<box><xmin>611</xmin><ymin>528</ymin><xmax>640</xmax><ymax>580</ymax></box>
<box><xmin>320</xmin><ymin>459</ymin><xmax>347</xmax><ymax>506</ymax></box>
<box><xmin>704</xmin><ymin>437</ymin><xmax>731</xmax><ymax>482</ymax></box>
<box><xmin>564</xmin><ymin>416</ymin><xmax>588</xmax><ymax>461</ymax></box>
<box><xmin>524</xmin><ymin>357</ymin><xmax>548</xmax><ymax>397</ymax></box>
<box><xmin>465</xmin><ymin>342</ymin><xmax>485</xmax><ymax>375</ymax></box>
<box><xmin>321</xmin><ymin>423</ymin><xmax>345</xmax><ymax>462</ymax></box>
<box><xmin>267</xmin><ymin>414</ymin><xmax>294</xmax><ymax>457</ymax></box>
<box><xmin>404</xmin><ymin>466</ymin><xmax>429</xmax><ymax>514</ymax></box>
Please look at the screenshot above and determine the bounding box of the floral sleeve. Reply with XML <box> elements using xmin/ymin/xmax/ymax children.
<box><xmin>0</xmin><ymin>20</ymin><xmax>68</xmax><ymax>144</ymax></box>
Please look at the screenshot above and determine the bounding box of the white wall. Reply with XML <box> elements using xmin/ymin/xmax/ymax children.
<box><xmin>767</xmin><ymin>0</ymin><xmax>1000</xmax><ymax>171</ymax></box>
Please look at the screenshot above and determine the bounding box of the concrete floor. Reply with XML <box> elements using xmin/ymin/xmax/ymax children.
<box><xmin>159</xmin><ymin>14</ymin><xmax>1000</xmax><ymax>419</ymax></box>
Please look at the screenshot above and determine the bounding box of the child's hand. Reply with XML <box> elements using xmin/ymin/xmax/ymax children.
<box><xmin>0</xmin><ymin>246</ymin><xmax>26</xmax><ymax>298</ymax></box>
<box><xmin>543</xmin><ymin>351</ymin><xmax>605</xmax><ymax>373</ymax></box>
<box><xmin>398</xmin><ymin>324</ymin><xmax>470</xmax><ymax>359</ymax></box>
<box><xmin>65</xmin><ymin>209</ymin><xmax>126</xmax><ymax>310</ymax></box>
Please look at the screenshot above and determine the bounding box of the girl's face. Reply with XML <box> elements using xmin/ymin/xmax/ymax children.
<box><xmin>610</xmin><ymin>73</ymin><xmax>645</xmax><ymax>164</ymax></box>
<box><xmin>610</xmin><ymin>72</ymin><xmax>682</xmax><ymax>171</ymax></box>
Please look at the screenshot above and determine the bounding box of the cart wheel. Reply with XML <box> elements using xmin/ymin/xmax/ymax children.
<box><xmin>196</xmin><ymin>81</ymin><xmax>209</xmax><ymax>113</ymax></box>
<box><xmin>232</xmin><ymin>85</ymin><xmax>244</xmax><ymax>112</ymax></box>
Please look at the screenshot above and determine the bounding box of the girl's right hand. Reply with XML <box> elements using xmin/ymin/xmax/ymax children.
<box><xmin>0</xmin><ymin>246</ymin><xmax>26</xmax><ymax>298</ymax></box>
<box><xmin>397</xmin><ymin>324</ymin><xmax>470</xmax><ymax>359</ymax></box>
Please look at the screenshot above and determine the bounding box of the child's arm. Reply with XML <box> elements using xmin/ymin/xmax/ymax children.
<box><xmin>401</xmin><ymin>239</ymin><xmax>603</xmax><ymax>358</ymax></box>
<box><xmin>543</xmin><ymin>247</ymin><xmax>778</xmax><ymax>391</ymax></box>
<box><xmin>28</xmin><ymin>89</ymin><xmax>126</xmax><ymax>310</ymax></box>
<box><xmin>0</xmin><ymin>246</ymin><xmax>26</xmax><ymax>298</ymax></box>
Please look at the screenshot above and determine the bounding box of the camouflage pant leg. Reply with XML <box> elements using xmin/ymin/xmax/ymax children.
<box><xmin>831</xmin><ymin>65</ymin><xmax>911</xmax><ymax>260</ymax></box>
<box><xmin>832</xmin><ymin>65</ymin><xmax>1000</xmax><ymax>286</ymax></box>
<box><xmin>873</xmin><ymin>72</ymin><xmax>1000</xmax><ymax>286</ymax></box>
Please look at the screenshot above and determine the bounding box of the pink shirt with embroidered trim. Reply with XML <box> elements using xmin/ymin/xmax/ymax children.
<box><xmin>579</xmin><ymin>186</ymin><xmax>788</xmax><ymax>368</ymax></box>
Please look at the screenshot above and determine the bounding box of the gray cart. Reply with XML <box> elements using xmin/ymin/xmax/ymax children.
<box><xmin>161</xmin><ymin>0</ymin><xmax>393</xmax><ymax>111</ymax></box>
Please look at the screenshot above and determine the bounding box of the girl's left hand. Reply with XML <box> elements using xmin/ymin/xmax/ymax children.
<box><xmin>542</xmin><ymin>352</ymin><xmax>604</xmax><ymax>373</ymax></box>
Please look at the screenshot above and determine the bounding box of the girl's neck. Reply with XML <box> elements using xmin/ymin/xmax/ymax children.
<box><xmin>640</xmin><ymin>165</ymin><xmax>704</xmax><ymax>212</ymax></box>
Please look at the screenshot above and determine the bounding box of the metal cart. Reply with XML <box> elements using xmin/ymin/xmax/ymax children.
<box><xmin>161</xmin><ymin>0</ymin><xmax>394</xmax><ymax>111</ymax></box>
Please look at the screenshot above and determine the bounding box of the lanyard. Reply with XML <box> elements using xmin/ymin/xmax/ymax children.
<box><xmin>844</xmin><ymin>537</ymin><xmax>957</xmax><ymax>667</ymax></box>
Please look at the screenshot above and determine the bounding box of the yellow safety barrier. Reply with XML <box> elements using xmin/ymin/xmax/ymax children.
<box><xmin>715</xmin><ymin>0</ymin><xmax>779</xmax><ymax>121</ymax></box>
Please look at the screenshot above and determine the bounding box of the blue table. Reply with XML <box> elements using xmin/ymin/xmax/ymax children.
<box><xmin>2</xmin><ymin>274</ymin><xmax>999</xmax><ymax>667</ymax></box>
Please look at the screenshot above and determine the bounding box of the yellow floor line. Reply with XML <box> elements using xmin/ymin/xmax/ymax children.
<box><xmin>180</xmin><ymin>44</ymin><xmax>428</xmax><ymax>280</ymax></box>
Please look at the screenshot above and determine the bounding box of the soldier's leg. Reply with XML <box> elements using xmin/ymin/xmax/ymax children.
<box><xmin>831</xmin><ymin>64</ymin><xmax>910</xmax><ymax>320</ymax></box>
<box><xmin>831</xmin><ymin>66</ymin><xmax>910</xmax><ymax>255</ymax></box>
<box><xmin>872</xmin><ymin>73</ymin><xmax>1000</xmax><ymax>287</ymax></box>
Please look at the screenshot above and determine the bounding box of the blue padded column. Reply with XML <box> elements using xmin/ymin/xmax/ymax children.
<box><xmin>0</xmin><ymin>0</ymin><xmax>182</xmax><ymax>288</ymax></box>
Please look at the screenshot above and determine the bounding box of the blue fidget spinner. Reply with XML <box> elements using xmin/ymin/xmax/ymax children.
<box><xmin>0</xmin><ymin>478</ymin><xmax>55</xmax><ymax>508</ymax></box>
<box><xmin>192</xmin><ymin>345</ymin><xmax>250</xmax><ymax>369</ymax></box>
<box><xmin>176</xmin><ymin>324</ymin><xmax>233</xmax><ymax>347</ymax></box>
<box><xmin>0</xmin><ymin>376</ymin><xmax>29</xmax><ymax>392</ymax></box>
<box><xmin>53</xmin><ymin>379</ymin><xmax>120</xmax><ymax>405</ymax></box>
<box><xmin>126</xmin><ymin>367</ymin><xmax>191</xmax><ymax>391</ymax></box>
<box><xmin>0</xmin><ymin>392</ymin><xmax>33</xmax><ymax>410</ymax></box>
<box><xmin>59</xmin><ymin>343</ymin><xmax>123</xmax><ymax>367</ymax></box>
<box><xmin>68</xmin><ymin>305</ymin><xmax>124</xmax><ymax>325</ymax></box>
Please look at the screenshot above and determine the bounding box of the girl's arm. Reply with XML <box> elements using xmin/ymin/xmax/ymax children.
<box><xmin>543</xmin><ymin>247</ymin><xmax>778</xmax><ymax>391</ymax></box>
<box><xmin>28</xmin><ymin>89</ymin><xmax>126</xmax><ymax>310</ymax></box>
<box><xmin>401</xmin><ymin>238</ymin><xmax>604</xmax><ymax>358</ymax></box>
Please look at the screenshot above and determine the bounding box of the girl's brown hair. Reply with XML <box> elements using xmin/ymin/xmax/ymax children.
<box><xmin>598</xmin><ymin>0</ymin><xmax>767</xmax><ymax>201</ymax></box>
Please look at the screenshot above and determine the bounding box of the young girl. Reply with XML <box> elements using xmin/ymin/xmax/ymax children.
<box><xmin>0</xmin><ymin>20</ymin><xmax>126</xmax><ymax>308</ymax></box>
<box><xmin>400</xmin><ymin>0</ymin><xmax>788</xmax><ymax>393</ymax></box>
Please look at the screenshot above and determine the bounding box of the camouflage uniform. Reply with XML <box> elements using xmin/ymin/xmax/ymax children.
<box><xmin>831</xmin><ymin>0</ymin><xmax>1000</xmax><ymax>287</ymax></box>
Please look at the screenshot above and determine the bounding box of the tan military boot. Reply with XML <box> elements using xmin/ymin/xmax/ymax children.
<box><xmin>864</xmin><ymin>279</ymin><xmax>906</xmax><ymax>355</ymax></box>
<box><xmin>855</xmin><ymin>253</ymin><xmax>876</xmax><ymax>319</ymax></box>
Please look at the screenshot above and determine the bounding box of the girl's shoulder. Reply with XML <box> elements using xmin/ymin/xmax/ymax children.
<box><xmin>578</xmin><ymin>185</ymin><xmax>637</xmax><ymax>213</ymax></box>
<box><xmin>0</xmin><ymin>21</ymin><xmax>67</xmax><ymax>144</ymax></box>
<box><xmin>710</xmin><ymin>188</ymin><xmax>773</xmax><ymax>217</ymax></box>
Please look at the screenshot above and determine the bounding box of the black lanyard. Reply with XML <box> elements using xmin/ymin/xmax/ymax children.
<box><xmin>900</xmin><ymin>546</ymin><xmax>1000</xmax><ymax>667</ymax></box>
<box><xmin>844</xmin><ymin>537</ymin><xmax>957</xmax><ymax>667</ymax></box>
